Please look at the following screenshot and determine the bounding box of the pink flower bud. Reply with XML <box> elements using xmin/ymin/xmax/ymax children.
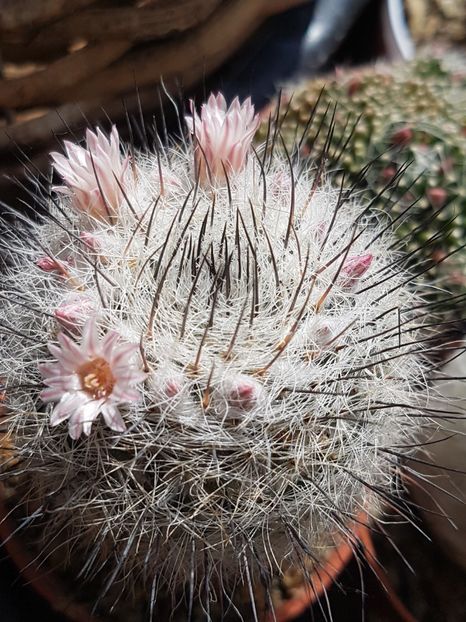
<box><xmin>80</xmin><ymin>231</ymin><xmax>101</xmax><ymax>251</ymax></box>
<box><xmin>426</xmin><ymin>187</ymin><xmax>448</xmax><ymax>209</ymax></box>
<box><xmin>390</xmin><ymin>126</ymin><xmax>413</xmax><ymax>146</ymax></box>
<box><xmin>50</xmin><ymin>126</ymin><xmax>129</xmax><ymax>221</ymax></box>
<box><xmin>164</xmin><ymin>379</ymin><xmax>183</xmax><ymax>398</ymax></box>
<box><xmin>54</xmin><ymin>295</ymin><xmax>96</xmax><ymax>331</ymax></box>
<box><xmin>150</xmin><ymin>370</ymin><xmax>184</xmax><ymax>405</ymax></box>
<box><xmin>222</xmin><ymin>374</ymin><xmax>265</xmax><ymax>412</ymax></box>
<box><xmin>36</xmin><ymin>256</ymin><xmax>66</xmax><ymax>274</ymax></box>
<box><xmin>339</xmin><ymin>253</ymin><xmax>373</xmax><ymax>289</ymax></box>
<box><xmin>185</xmin><ymin>93</ymin><xmax>260</xmax><ymax>185</ymax></box>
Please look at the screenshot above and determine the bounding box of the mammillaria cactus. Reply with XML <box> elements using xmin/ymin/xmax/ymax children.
<box><xmin>404</xmin><ymin>0</ymin><xmax>466</xmax><ymax>45</ymax></box>
<box><xmin>0</xmin><ymin>92</ymin><xmax>443</xmax><ymax>620</ymax></box>
<box><xmin>259</xmin><ymin>56</ymin><xmax>466</xmax><ymax>300</ymax></box>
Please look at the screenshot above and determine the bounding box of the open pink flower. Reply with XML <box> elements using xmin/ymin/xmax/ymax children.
<box><xmin>51</xmin><ymin>126</ymin><xmax>129</xmax><ymax>221</ymax></box>
<box><xmin>40</xmin><ymin>319</ymin><xmax>145</xmax><ymax>439</ymax></box>
<box><xmin>185</xmin><ymin>93</ymin><xmax>259</xmax><ymax>184</ymax></box>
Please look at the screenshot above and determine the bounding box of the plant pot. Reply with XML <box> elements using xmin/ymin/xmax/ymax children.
<box><xmin>271</xmin><ymin>515</ymin><xmax>370</xmax><ymax>621</ymax></box>
<box><xmin>0</xmin><ymin>487</ymin><xmax>370</xmax><ymax>622</ymax></box>
<box><xmin>408</xmin><ymin>341</ymin><xmax>466</xmax><ymax>572</ymax></box>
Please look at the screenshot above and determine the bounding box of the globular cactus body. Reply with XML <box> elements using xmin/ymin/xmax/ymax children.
<box><xmin>261</xmin><ymin>56</ymin><xmax>466</xmax><ymax>297</ymax></box>
<box><xmin>0</xmin><ymin>93</ymin><xmax>435</xmax><ymax>619</ymax></box>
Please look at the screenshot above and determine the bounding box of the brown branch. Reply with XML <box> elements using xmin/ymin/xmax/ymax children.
<box><xmin>30</xmin><ymin>0</ymin><xmax>222</xmax><ymax>48</ymax></box>
<box><xmin>0</xmin><ymin>41</ymin><xmax>130</xmax><ymax>109</ymax></box>
<box><xmin>0</xmin><ymin>0</ymin><xmax>308</xmax><ymax>161</ymax></box>
<box><xmin>0</xmin><ymin>40</ymin><xmax>67</xmax><ymax>64</ymax></box>
<box><xmin>59</xmin><ymin>0</ymin><xmax>308</xmax><ymax>103</ymax></box>
<box><xmin>0</xmin><ymin>0</ymin><xmax>98</xmax><ymax>33</ymax></box>
<box><xmin>0</xmin><ymin>84</ymin><xmax>170</xmax><ymax>157</ymax></box>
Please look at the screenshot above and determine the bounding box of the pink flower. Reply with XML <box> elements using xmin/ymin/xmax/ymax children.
<box><xmin>339</xmin><ymin>253</ymin><xmax>373</xmax><ymax>289</ymax></box>
<box><xmin>40</xmin><ymin>319</ymin><xmax>145</xmax><ymax>439</ymax></box>
<box><xmin>185</xmin><ymin>93</ymin><xmax>259</xmax><ymax>184</ymax></box>
<box><xmin>50</xmin><ymin>126</ymin><xmax>129</xmax><ymax>221</ymax></box>
<box><xmin>54</xmin><ymin>294</ymin><xmax>96</xmax><ymax>331</ymax></box>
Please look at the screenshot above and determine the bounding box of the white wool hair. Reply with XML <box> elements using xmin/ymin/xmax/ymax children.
<box><xmin>0</xmin><ymin>137</ymin><xmax>430</xmax><ymax>601</ymax></box>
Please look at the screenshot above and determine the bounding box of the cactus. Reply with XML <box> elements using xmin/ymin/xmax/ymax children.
<box><xmin>405</xmin><ymin>0</ymin><xmax>466</xmax><ymax>45</ymax></box>
<box><xmin>0</xmin><ymin>93</ymin><xmax>440</xmax><ymax>621</ymax></box>
<box><xmin>259</xmin><ymin>56</ymin><xmax>466</xmax><ymax>299</ymax></box>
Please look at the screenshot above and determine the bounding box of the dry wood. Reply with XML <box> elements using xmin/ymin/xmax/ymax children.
<box><xmin>0</xmin><ymin>0</ymin><xmax>307</xmax><ymax>167</ymax></box>
<box><xmin>60</xmin><ymin>0</ymin><xmax>307</xmax><ymax>103</ymax></box>
<box><xmin>0</xmin><ymin>41</ymin><xmax>68</xmax><ymax>64</ymax></box>
<box><xmin>0</xmin><ymin>0</ymin><xmax>97</xmax><ymax>33</ymax></box>
<box><xmin>0</xmin><ymin>41</ymin><xmax>130</xmax><ymax>109</ymax></box>
<box><xmin>1</xmin><ymin>0</ymin><xmax>222</xmax><ymax>64</ymax></box>
<box><xmin>0</xmin><ymin>84</ymin><xmax>167</xmax><ymax>156</ymax></box>
<box><xmin>30</xmin><ymin>0</ymin><xmax>222</xmax><ymax>48</ymax></box>
<box><xmin>0</xmin><ymin>102</ymin><xmax>103</xmax><ymax>153</ymax></box>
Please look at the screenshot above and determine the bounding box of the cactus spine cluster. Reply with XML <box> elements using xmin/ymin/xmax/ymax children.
<box><xmin>0</xmin><ymin>93</ymin><xmax>437</xmax><ymax>620</ymax></box>
<box><xmin>259</xmin><ymin>56</ymin><xmax>466</xmax><ymax>300</ymax></box>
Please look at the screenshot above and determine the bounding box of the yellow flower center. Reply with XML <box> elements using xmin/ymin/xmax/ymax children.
<box><xmin>78</xmin><ymin>357</ymin><xmax>115</xmax><ymax>399</ymax></box>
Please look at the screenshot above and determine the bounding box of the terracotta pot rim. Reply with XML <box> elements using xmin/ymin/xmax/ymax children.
<box><xmin>272</xmin><ymin>511</ymin><xmax>370</xmax><ymax>621</ymax></box>
<box><xmin>0</xmin><ymin>484</ymin><xmax>97</xmax><ymax>621</ymax></box>
<box><xmin>0</xmin><ymin>487</ymin><xmax>369</xmax><ymax>621</ymax></box>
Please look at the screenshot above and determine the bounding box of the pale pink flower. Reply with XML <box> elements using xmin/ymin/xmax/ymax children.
<box><xmin>339</xmin><ymin>253</ymin><xmax>373</xmax><ymax>289</ymax></box>
<box><xmin>185</xmin><ymin>93</ymin><xmax>259</xmax><ymax>184</ymax></box>
<box><xmin>40</xmin><ymin>319</ymin><xmax>145</xmax><ymax>439</ymax></box>
<box><xmin>51</xmin><ymin>126</ymin><xmax>129</xmax><ymax>221</ymax></box>
<box><xmin>54</xmin><ymin>294</ymin><xmax>96</xmax><ymax>331</ymax></box>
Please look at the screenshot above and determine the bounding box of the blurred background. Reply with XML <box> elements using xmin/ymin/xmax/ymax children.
<box><xmin>1</xmin><ymin>0</ymin><xmax>465</xmax><ymax>620</ymax></box>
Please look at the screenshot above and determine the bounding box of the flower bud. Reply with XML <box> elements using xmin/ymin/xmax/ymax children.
<box><xmin>339</xmin><ymin>253</ymin><xmax>373</xmax><ymax>289</ymax></box>
<box><xmin>54</xmin><ymin>294</ymin><xmax>96</xmax><ymax>331</ymax></box>
<box><xmin>185</xmin><ymin>93</ymin><xmax>259</xmax><ymax>185</ymax></box>
<box><xmin>36</xmin><ymin>256</ymin><xmax>66</xmax><ymax>274</ymax></box>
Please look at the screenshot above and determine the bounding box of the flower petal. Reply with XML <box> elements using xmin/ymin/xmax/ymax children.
<box><xmin>101</xmin><ymin>403</ymin><xmax>126</xmax><ymax>433</ymax></box>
